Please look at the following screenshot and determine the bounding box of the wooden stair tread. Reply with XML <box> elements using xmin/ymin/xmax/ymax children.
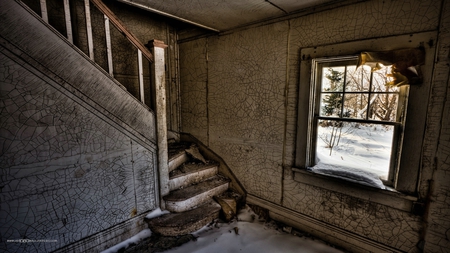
<box><xmin>163</xmin><ymin>175</ymin><xmax>230</xmax><ymax>202</ymax></box>
<box><xmin>169</xmin><ymin>162</ymin><xmax>218</xmax><ymax>179</ymax></box>
<box><xmin>168</xmin><ymin>142</ymin><xmax>190</xmax><ymax>160</ymax></box>
<box><xmin>146</xmin><ymin>201</ymin><xmax>221</xmax><ymax>236</ymax></box>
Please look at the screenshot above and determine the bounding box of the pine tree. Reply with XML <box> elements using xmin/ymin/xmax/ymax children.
<box><xmin>320</xmin><ymin>68</ymin><xmax>345</xmax><ymax>155</ymax></box>
<box><xmin>322</xmin><ymin>68</ymin><xmax>343</xmax><ymax>117</ymax></box>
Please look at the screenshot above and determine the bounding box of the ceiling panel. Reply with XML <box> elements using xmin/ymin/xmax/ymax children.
<box><xmin>271</xmin><ymin>0</ymin><xmax>336</xmax><ymax>13</ymax></box>
<box><xmin>118</xmin><ymin>0</ymin><xmax>337</xmax><ymax>32</ymax></box>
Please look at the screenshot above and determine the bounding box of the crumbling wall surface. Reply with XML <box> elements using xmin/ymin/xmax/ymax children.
<box><xmin>179</xmin><ymin>0</ymin><xmax>446</xmax><ymax>251</ymax></box>
<box><xmin>0</xmin><ymin>51</ymin><xmax>157</xmax><ymax>253</ymax></box>
<box><xmin>179</xmin><ymin>38</ymin><xmax>209</xmax><ymax>145</ymax></box>
<box><xmin>181</xmin><ymin>22</ymin><xmax>288</xmax><ymax>203</ymax></box>
<box><xmin>207</xmin><ymin>22</ymin><xmax>288</xmax><ymax>204</ymax></box>
<box><xmin>422</xmin><ymin>0</ymin><xmax>450</xmax><ymax>251</ymax></box>
<box><xmin>0</xmin><ymin>1</ymin><xmax>158</xmax><ymax>252</ymax></box>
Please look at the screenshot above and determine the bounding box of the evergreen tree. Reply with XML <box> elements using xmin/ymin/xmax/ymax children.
<box><xmin>322</xmin><ymin>68</ymin><xmax>344</xmax><ymax>117</ymax></box>
<box><xmin>320</xmin><ymin>68</ymin><xmax>345</xmax><ymax>155</ymax></box>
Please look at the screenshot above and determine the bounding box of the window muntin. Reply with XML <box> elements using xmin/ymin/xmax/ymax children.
<box><xmin>308</xmin><ymin>57</ymin><xmax>408</xmax><ymax>184</ymax></box>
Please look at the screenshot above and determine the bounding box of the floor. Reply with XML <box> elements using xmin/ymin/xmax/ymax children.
<box><xmin>105</xmin><ymin>205</ymin><xmax>346</xmax><ymax>253</ymax></box>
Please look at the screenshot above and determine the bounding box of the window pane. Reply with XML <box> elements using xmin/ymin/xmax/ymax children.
<box><xmin>368</xmin><ymin>94</ymin><xmax>399</xmax><ymax>122</ymax></box>
<box><xmin>345</xmin><ymin>65</ymin><xmax>371</xmax><ymax>92</ymax></box>
<box><xmin>316</xmin><ymin>120</ymin><xmax>394</xmax><ymax>180</ymax></box>
<box><xmin>321</xmin><ymin>66</ymin><xmax>345</xmax><ymax>92</ymax></box>
<box><xmin>343</xmin><ymin>93</ymin><xmax>368</xmax><ymax>119</ymax></box>
<box><xmin>320</xmin><ymin>93</ymin><xmax>342</xmax><ymax>117</ymax></box>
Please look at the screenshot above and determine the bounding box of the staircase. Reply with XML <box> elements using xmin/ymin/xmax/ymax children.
<box><xmin>146</xmin><ymin>142</ymin><xmax>239</xmax><ymax>236</ymax></box>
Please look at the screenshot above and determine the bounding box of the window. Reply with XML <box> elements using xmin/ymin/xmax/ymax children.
<box><xmin>294</xmin><ymin>32</ymin><xmax>436</xmax><ymax>196</ymax></box>
<box><xmin>306</xmin><ymin>56</ymin><xmax>408</xmax><ymax>187</ymax></box>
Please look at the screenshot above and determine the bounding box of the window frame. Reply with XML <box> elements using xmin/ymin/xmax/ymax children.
<box><xmin>294</xmin><ymin>32</ymin><xmax>436</xmax><ymax>197</ymax></box>
<box><xmin>307</xmin><ymin>56</ymin><xmax>408</xmax><ymax>186</ymax></box>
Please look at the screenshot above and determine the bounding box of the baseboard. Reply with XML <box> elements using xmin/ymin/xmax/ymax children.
<box><xmin>51</xmin><ymin>212</ymin><xmax>149</xmax><ymax>253</ymax></box>
<box><xmin>247</xmin><ymin>194</ymin><xmax>402</xmax><ymax>253</ymax></box>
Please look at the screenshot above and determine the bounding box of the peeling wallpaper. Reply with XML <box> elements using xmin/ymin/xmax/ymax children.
<box><xmin>179</xmin><ymin>0</ymin><xmax>448</xmax><ymax>251</ymax></box>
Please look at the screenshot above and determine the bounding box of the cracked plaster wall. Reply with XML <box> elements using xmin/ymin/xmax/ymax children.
<box><xmin>0</xmin><ymin>1</ymin><xmax>162</xmax><ymax>251</ymax></box>
<box><xmin>0</xmin><ymin>52</ymin><xmax>157</xmax><ymax>253</ymax></box>
<box><xmin>422</xmin><ymin>0</ymin><xmax>450</xmax><ymax>251</ymax></box>
<box><xmin>179</xmin><ymin>0</ymin><xmax>449</xmax><ymax>251</ymax></box>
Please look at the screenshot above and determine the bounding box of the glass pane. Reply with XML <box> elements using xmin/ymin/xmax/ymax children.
<box><xmin>320</xmin><ymin>93</ymin><xmax>342</xmax><ymax>117</ymax></box>
<box><xmin>315</xmin><ymin>120</ymin><xmax>394</xmax><ymax>180</ymax></box>
<box><xmin>345</xmin><ymin>65</ymin><xmax>370</xmax><ymax>92</ymax></box>
<box><xmin>372</xmin><ymin>66</ymin><xmax>400</xmax><ymax>92</ymax></box>
<box><xmin>368</xmin><ymin>94</ymin><xmax>399</xmax><ymax>122</ymax></box>
<box><xmin>343</xmin><ymin>93</ymin><xmax>368</xmax><ymax>119</ymax></box>
<box><xmin>321</xmin><ymin>66</ymin><xmax>345</xmax><ymax>92</ymax></box>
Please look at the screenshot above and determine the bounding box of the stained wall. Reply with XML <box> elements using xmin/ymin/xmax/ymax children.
<box><xmin>179</xmin><ymin>0</ymin><xmax>450</xmax><ymax>251</ymax></box>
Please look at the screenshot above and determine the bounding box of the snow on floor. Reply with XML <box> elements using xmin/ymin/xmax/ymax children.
<box><xmin>165</xmin><ymin>205</ymin><xmax>343</xmax><ymax>253</ymax></box>
<box><xmin>101</xmin><ymin>228</ymin><xmax>152</xmax><ymax>253</ymax></box>
<box><xmin>101</xmin><ymin>208</ymin><xmax>168</xmax><ymax>253</ymax></box>
<box><xmin>103</xmin><ymin>206</ymin><xmax>344</xmax><ymax>253</ymax></box>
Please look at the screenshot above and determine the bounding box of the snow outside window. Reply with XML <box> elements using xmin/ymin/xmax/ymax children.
<box><xmin>306</xmin><ymin>56</ymin><xmax>408</xmax><ymax>189</ymax></box>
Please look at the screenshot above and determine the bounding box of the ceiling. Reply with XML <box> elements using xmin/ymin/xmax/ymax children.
<box><xmin>118</xmin><ymin>0</ymin><xmax>339</xmax><ymax>32</ymax></box>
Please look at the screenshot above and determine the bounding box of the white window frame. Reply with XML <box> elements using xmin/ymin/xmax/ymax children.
<box><xmin>294</xmin><ymin>32</ymin><xmax>437</xmax><ymax>208</ymax></box>
<box><xmin>307</xmin><ymin>56</ymin><xmax>408</xmax><ymax>186</ymax></box>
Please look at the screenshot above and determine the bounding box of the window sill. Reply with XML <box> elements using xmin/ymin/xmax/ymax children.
<box><xmin>292</xmin><ymin>167</ymin><xmax>418</xmax><ymax>213</ymax></box>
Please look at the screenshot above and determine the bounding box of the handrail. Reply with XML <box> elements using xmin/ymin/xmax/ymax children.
<box><xmin>90</xmin><ymin>0</ymin><xmax>154</xmax><ymax>63</ymax></box>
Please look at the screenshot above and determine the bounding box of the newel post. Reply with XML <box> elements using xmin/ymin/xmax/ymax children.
<box><xmin>148</xmin><ymin>39</ymin><xmax>169</xmax><ymax>207</ymax></box>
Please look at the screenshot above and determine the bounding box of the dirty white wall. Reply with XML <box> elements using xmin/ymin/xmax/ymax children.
<box><xmin>179</xmin><ymin>0</ymin><xmax>450</xmax><ymax>251</ymax></box>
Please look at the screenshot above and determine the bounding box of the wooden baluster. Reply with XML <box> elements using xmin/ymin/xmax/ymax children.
<box><xmin>84</xmin><ymin>0</ymin><xmax>94</xmax><ymax>60</ymax></box>
<box><xmin>63</xmin><ymin>0</ymin><xmax>73</xmax><ymax>43</ymax></box>
<box><xmin>104</xmin><ymin>15</ymin><xmax>113</xmax><ymax>76</ymax></box>
<box><xmin>40</xmin><ymin>0</ymin><xmax>48</xmax><ymax>23</ymax></box>
<box><xmin>138</xmin><ymin>49</ymin><xmax>145</xmax><ymax>103</ymax></box>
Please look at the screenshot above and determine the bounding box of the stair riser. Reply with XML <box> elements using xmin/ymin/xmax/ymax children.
<box><xmin>168</xmin><ymin>152</ymin><xmax>189</xmax><ymax>172</ymax></box>
<box><xmin>165</xmin><ymin>183</ymin><xmax>229</xmax><ymax>213</ymax></box>
<box><xmin>169</xmin><ymin>166</ymin><xmax>218</xmax><ymax>191</ymax></box>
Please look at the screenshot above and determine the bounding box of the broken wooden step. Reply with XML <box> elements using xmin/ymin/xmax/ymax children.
<box><xmin>164</xmin><ymin>175</ymin><xmax>230</xmax><ymax>213</ymax></box>
<box><xmin>169</xmin><ymin>162</ymin><xmax>219</xmax><ymax>191</ymax></box>
<box><xmin>146</xmin><ymin>201</ymin><xmax>221</xmax><ymax>236</ymax></box>
<box><xmin>168</xmin><ymin>143</ymin><xmax>189</xmax><ymax>172</ymax></box>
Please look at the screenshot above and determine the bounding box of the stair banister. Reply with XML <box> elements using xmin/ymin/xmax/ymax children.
<box><xmin>35</xmin><ymin>0</ymin><xmax>169</xmax><ymax>207</ymax></box>
<box><xmin>89</xmin><ymin>0</ymin><xmax>154</xmax><ymax>63</ymax></box>
<box><xmin>148</xmin><ymin>39</ymin><xmax>170</xmax><ymax>207</ymax></box>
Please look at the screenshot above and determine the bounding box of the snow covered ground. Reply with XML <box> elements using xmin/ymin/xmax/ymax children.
<box><xmin>102</xmin><ymin>206</ymin><xmax>344</xmax><ymax>253</ymax></box>
<box><xmin>313</xmin><ymin>123</ymin><xmax>394</xmax><ymax>188</ymax></box>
